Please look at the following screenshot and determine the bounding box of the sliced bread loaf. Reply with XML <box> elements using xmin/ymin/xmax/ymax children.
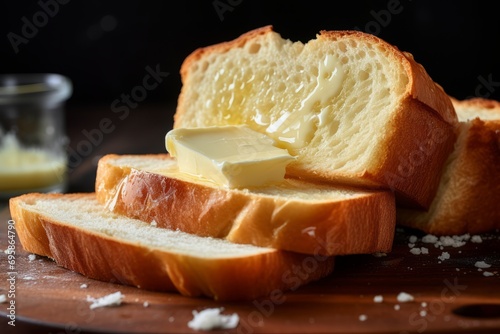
<box><xmin>397</xmin><ymin>98</ymin><xmax>500</xmax><ymax>235</ymax></box>
<box><xmin>9</xmin><ymin>193</ymin><xmax>335</xmax><ymax>301</ymax></box>
<box><xmin>174</xmin><ymin>25</ymin><xmax>458</xmax><ymax>209</ymax></box>
<box><xmin>95</xmin><ymin>154</ymin><xmax>396</xmax><ymax>256</ymax></box>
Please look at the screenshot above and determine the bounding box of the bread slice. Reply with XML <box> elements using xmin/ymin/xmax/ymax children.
<box><xmin>9</xmin><ymin>193</ymin><xmax>335</xmax><ymax>301</ymax></box>
<box><xmin>397</xmin><ymin>98</ymin><xmax>500</xmax><ymax>235</ymax></box>
<box><xmin>95</xmin><ymin>154</ymin><xmax>396</xmax><ymax>256</ymax></box>
<box><xmin>174</xmin><ymin>25</ymin><xmax>458</xmax><ymax>209</ymax></box>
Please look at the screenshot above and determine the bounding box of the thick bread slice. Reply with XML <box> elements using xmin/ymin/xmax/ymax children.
<box><xmin>174</xmin><ymin>25</ymin><xmax>458</xmax><ymax>209</ymax></box>
<box><xmin>95</xmin><ymin>154</ymin><xmax>396</xmax><ymax>256</ymax></box>
<box><xmin>397</xmin><ymin>98</ymin><xmax>500</xmax><ymax>235</ymax></box>
<box><xmin>9</xmin><ymin>193</ymin><xmax>335</xmax><ymax>301</ymax></box>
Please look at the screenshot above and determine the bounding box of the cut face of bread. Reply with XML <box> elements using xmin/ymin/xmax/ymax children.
<box><xmin>174</xmin><ymin>26</ymin><xmax>457</xmax><ymax>209</ymax></box>
<box><xmin>95</xmin><ymin>154</ymin><xmax>396</xmax><ymax>256</ymax></box>
<box><xmin>397</xmin><ymin>98</ymin><xmax>500</xmax><ymax>235</ymax></box>
<box><xmin>9</xmin><ymin>193</ymin><xmax>335</xmax><ymax>301</ymax></box>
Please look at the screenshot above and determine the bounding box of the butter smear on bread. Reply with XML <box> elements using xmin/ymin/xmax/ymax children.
<box><xmin>166</xmin><ymin>125</ymin><xmax>295</xmax><ymax>188</ymax></box>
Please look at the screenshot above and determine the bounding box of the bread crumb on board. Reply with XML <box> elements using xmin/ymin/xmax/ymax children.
<box><xmin>475</xmin><ymin>261</ymin><xmax>492</xmax><ymax>269</ymax></box>
<box><xmin>0</xmin><ymin>294</ymin><xmax>7</xmax><ymax>303</ymax></box>
<box><xmin>188</xmin><ymin>308</ymin><xmax>239</xmax><ymax>331</ymax></box>
<box><xmin>28</xmin><ymin>254</ymin><xmax>36</xmax><ymax>262</ymax></box>
<box><xmin>358</xmin><ymin>314</ymin><xmax>367</xmax><ymax>321</ymax></box>
<box><xmin>397</xmin><ymin>292</ymin><xmax>414</xmax><ymax>303</ymax></box>
<box><xmin>373</xmin><ymin>295</ymin><xmax>383</xmax><ymax>303</ymax></box>
<box><xmin>438</xmin><ymin>252</ymin><xmax>450</xmax><ymax>262</ymax></box>
<box><xmin>86</xmin><ymin>291</ymin><xmax>124</xmax><ymax>309</ymax></box>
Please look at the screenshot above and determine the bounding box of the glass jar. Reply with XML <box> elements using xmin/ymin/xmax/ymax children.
<box><xmin>0</xmin><ymin>73</ymin><xmax>72</xmax><ymax>199</ymax></box>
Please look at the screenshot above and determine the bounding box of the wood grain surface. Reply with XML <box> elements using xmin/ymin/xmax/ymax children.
<box><xmin>1</xmin><ymin>205</ymin><xmax>500</xmax><ymax>334</ymax></box>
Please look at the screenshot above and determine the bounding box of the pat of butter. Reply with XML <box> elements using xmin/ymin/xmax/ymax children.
<box><xmin>166</xmin><ymin>125</ymin><xmax>295</xmax><ymax>188</ymax></box>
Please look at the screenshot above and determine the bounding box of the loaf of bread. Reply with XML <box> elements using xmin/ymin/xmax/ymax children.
<box><xmin>9</xmin><ymin>193</ymin><xmax>335</xmax><ymax>301</ymax></box>
<box><xmin>95</xmin><ymin>154</ymin><xmax>396</xmax><ymax>256</ymax></box>
<box><xmin>174</xmin><ymin>25</ymin><xmax>458</xmax><ymax>209</ymax></box>
<box><xmin>397</xmin><ymin>97</ymin><xmax>500</xmax><ymax>235</ymax></box>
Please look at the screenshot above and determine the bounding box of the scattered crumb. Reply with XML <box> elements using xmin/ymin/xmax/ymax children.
<box><xmin>359</xmin><ymin>314</ymin><xmax>367</xmax><ymax>321</ymax></box>
<box><xmin>394</xmin><ymin>304</ymin><xmax>400</xmax><ymax>311</ymax></box>
<box><xmin>422</xmin><ymin>234</ymin><xmax>438</xmax><ymax>244</ymax></box>
<box><xmin>408</xmin><ymin>243</ymin><xmax>415</xmax><ymax>248</ymax></box>
<box><xmin>373</xmin><ymin>295</ymin><xmax>383</xmax><ymax>303</ymax></box>
<box><xmin>410</xmin><ymin>247</ymin><xmax>429</xmax><ymax>255</ymax></box>
<box><xmin>28</xmin><ymin>254</ymin><xmax>36</xmax><ymax>262</ymax></box>
<box><xmin>420</xmin><ymin>310</ymin><xmax>427</xmax><ymax>317</ymax></box>
<box><xmin>421</xmin><ymin>302</ymin><xmax>427</xmax><ymax>307</ymax></box>
<box><xmin>87</xmin><ymin>291</ymin><xmax>124</xmax><ymax>309</ymax></box>
<box><xmin>169</xmin><ymin>316</ymin><xmax>175</xmax><ymax>323</ymax></box>
<box><xmin>397</xmin><ymin>292</ymin><xmax>414</xmax><ymax>303</ymax></box>
<box><xmin>187</xmin><ymin>308</ymin><xmax>239</xmax><ymax>331</ymax></box>
<box><xmin>410</xmin><ymin>248</ymin><xmax>421</xmax><ymax>255</ymax></box>
<box><xmin>471</xmin><ymin>235</ymin><xmax>483</xmax><ymax>243</ymax></box>
<box><xmin>372</xmin><ymin>252</ymin><xmax>387</xmax><ymax>257</ymax></box>
<box><xmin>409</xmin><ymin>235</ymin><xmax>418</xmax><ymax>244</ymax></box>
<box><xmin>80</xmin><ymin>284</ymin><xmax>88</xmax><ymax>289</ymax></box>
<box><xmin>151</xmin><ymin>220</ymin><xmax>158</xmax><ymax>227</ymax></box>
<box><xmin>483</xmin><ymin>272</ymin><xmax>495</xmax><ymax>277</ymax></box>
<box><xmin>475</xmin><ymin>261</ymin><xmax>491</xmax><ymax>269</ymax></box>
<box><xmin>456</xmin><ymin>268</ymin><xmax>460</xmax><ymax>272</ymax></box>
<box><xmin>421</xmin><ymin>234</ymin><xmax>471</xmax><ymax>248</ymax></box>
<box><xmin>143</xmin><ymin>301</ymin><xmax>149</xmax><ymax>307</ymax></box>
<box><xmin>438</xmin><ymin>252</ymin><xmax>450</xmax><ymax>261</ymax></box>
<box><xmin>0</xmin><ymin>294</ymin><xmax>6</xmax><ymax>303</ymax></box>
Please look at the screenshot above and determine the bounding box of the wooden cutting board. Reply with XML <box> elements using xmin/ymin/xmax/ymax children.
<box><xmin>1</xmin><ymin>206</ymin><xmax>499</xmax><ymax>334</ymax></box>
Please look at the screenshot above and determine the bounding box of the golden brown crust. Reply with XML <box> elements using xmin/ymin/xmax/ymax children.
<box><xmin>174</xmin><ymin>26</ymin><xmax>457</xmax><ymax>209</ymax></box>
<box><xmin>397</xmin><ymin>98</ymin><xmax>500</xmax><ymax>235</ymax></box>
<box><xmin>9</xmin><ymin>193</ymin><xmax>335</xmax><ymax>301</ymax></box>
<box><xmin>95</xmin><ymin>154</ymin><xmax>396</xmax><ymax>256</ymax></box>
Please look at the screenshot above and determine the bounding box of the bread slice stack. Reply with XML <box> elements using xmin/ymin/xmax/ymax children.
<box><xmin>10</xmin><ymin>26</ymin><xmax>460</xmax><ymax>300</ymax></box>
<box><xmin>397</xmin><ymin>97</ymin><xmax>500</xmax><ymax>235</ymax></box>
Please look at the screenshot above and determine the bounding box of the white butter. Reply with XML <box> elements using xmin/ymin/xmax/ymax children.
<box><xmin>166</xmin><ymin>125</ymin><xmax>294</xmax><ymax>188</ymax></box>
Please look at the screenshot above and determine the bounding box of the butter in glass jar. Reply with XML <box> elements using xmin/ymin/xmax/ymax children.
<box><xmin>0</xmin><ymin>74</ymin><xmax>72</xmax><ymax>199</ymax></box>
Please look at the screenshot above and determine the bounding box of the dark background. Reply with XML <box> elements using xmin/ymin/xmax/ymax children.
<box><xmin>2</xmin><ymin>0</ymin><xmax>500</xmax><ymax>190</ymax></box>
<box><xmin>3</xmin><ymin>0</ymin><xmax>500</xmax><ymax>106</ymax></box>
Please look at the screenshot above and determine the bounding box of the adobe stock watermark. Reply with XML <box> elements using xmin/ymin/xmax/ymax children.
<box><xmin>5</xmin><ymin>220</ymin><xmax>17</xmax><ymax>327</ymax></box>
<box><xmin>354</xmin><ymin>0</ymin><xmax>413</xmax><ymax>36</ymax></box>
<box><xmin>67</xmin><ymin>64</ymin><xmax>169</xmax><ymax>172</ymax></box>
<box><xmin>467</xmin><ymin>73</ymin><xmax>500</xmax><ymax>99</ymax></box>
<box><xmin>7</xmin><ymin>0</ymin><xmax>71</xmax><ymax>54</ymax></box>
<box><xmin>213</xmin><ymin>0</ymin><xmax>243</xmax><ymax>21</ymax></box>
<box><xmin>408</xmin><ymin>277</ymin><xmax>467</xmax><ymax>333</ymax></box>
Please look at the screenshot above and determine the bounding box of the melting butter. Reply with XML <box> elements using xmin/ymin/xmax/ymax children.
<box><xmin>166</xmin><ymin>125</ymin><xmax>295</xmax><ymax>188</ymax></box>
<box><xmin>266</xmin><ymin>54</ymin><xmax>344</xmax><ymax>150</ymax></box>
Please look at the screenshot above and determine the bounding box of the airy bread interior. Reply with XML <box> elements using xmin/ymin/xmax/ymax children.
<box><xmin>177</xmin><ymin>29</ymin><xmax>407</xmax><ymax>175</ymax></box>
